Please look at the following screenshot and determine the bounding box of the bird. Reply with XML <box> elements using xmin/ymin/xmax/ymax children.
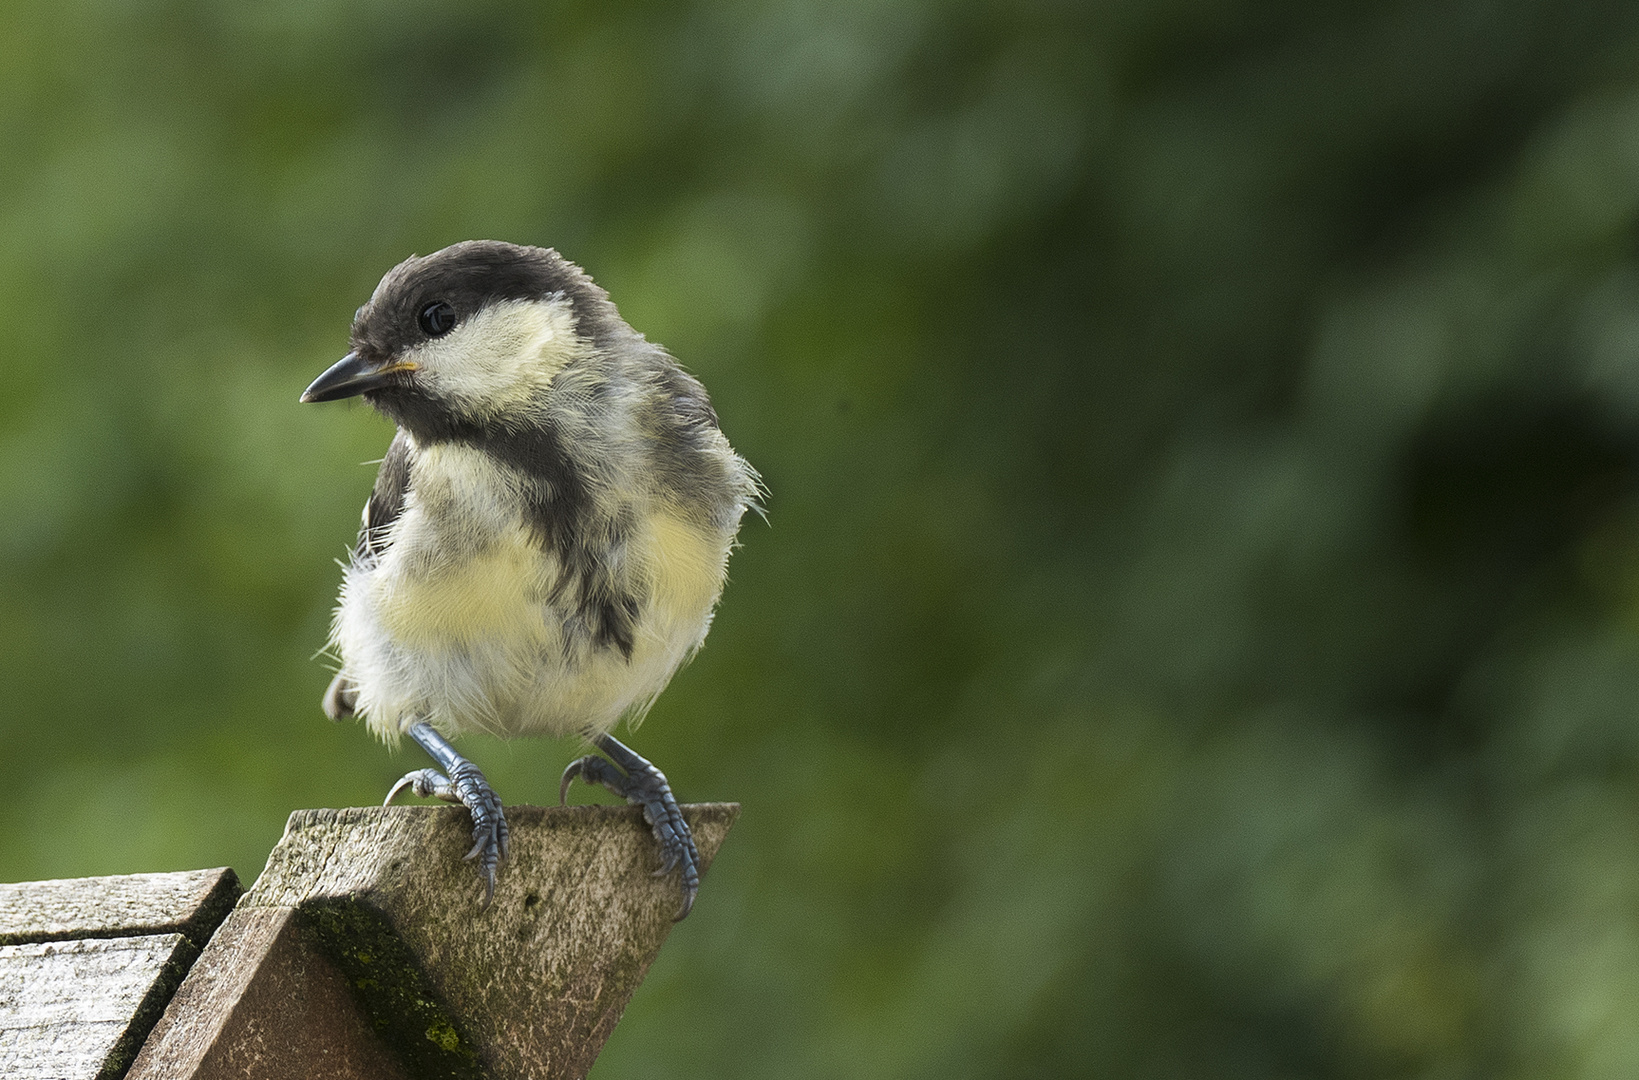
<box><xmin>300</xmin><ymin>240</ymin><xmax>760</xmax><ymax>919</ymax></box>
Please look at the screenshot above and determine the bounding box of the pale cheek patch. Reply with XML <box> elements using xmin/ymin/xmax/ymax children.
<box><xmin>408</xmin><ymin>297</ymin><xmax>588</xmax><ymax>417</ymax></box>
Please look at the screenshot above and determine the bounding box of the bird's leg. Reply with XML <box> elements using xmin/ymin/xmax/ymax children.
<box><xmin>386</xmin><ymin>721</ymin><xmax>510</xmax><ymax>907</ymax></box>
<box><xmin>560</xmin><ymin>734</ymin><xmax>700</xmax><ymax>920</ymax></box>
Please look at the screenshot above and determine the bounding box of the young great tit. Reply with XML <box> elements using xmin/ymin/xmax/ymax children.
<box><xmin>301</xmin><ymin>240</ymin><xmax>760</xmax><ymax>918</ymax></box>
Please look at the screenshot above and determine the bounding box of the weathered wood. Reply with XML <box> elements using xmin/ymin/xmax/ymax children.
<box><xmin>134</xmin><ymin>803</ymin><xmax>738</xmax><ymax>1080</ymax></box>
<box><xmin>125</xmin><ymin>906</ymin><xmax>410</xmax><ymax>1080</ymax></box>
<box><xmin>0</xmin><ymin>933</ymin><xmax>199</xmax><ymax>1080</ymax></box>
<box><xmin>0</xmin><ymin>867</ymin><xmax>241</xmax><ymax>1080</ymax></box>
<box><xmin>0</xmin><ymin>868</ymin><xmax>241</xmax><ymax>947</ymax></box>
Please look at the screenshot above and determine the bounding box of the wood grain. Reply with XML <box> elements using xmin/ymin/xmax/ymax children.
<box><xmin>0</xmin><ymin>868</ymin><xmax>241</xmax><ymax>948</ymax></box>
<box><xmin>0</xmin><ymin>933</ymin><xmax>198</xmax><ymax>1080</ymax></box>
<box><xmin>134</xmin><ymin>803</ymin><xmax>737</xmax><ymax>1080</ymax></box>
<box><xmin>125</xmin><ymin>906</ymin><xmax>410</xmax><ymax>1080</ymax></box>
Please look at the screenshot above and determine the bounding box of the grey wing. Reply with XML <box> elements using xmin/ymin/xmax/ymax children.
<box><xmin>323</xmin><ymin>430</ymin><xmax>413</xmax><ymax>721</ymax></box>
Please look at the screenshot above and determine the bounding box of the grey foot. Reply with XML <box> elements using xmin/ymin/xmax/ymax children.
<box><xmin>389</xmin><ymin>724</ymin><xmax>510</xmax><ymax>908</ymax></box>
<box><xmin>561</xmin><ymin>734</ymin><xmax>699</xmax><ymax>920</ymax></box>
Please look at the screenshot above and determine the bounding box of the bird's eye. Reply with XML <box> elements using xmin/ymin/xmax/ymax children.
<box><xmin>419</xmin><ymin>301</ymin><xmax>457</xmax><ymax>337</ymax></box>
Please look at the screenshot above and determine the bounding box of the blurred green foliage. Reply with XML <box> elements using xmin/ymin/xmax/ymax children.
<box><xmin>7</xmin><ymin>0</ymin><xmax>1639</xmax><ymax>1075</ymax></box>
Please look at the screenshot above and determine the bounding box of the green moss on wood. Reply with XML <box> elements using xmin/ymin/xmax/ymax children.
<box><xmin>297</xmin><ymin>898</ymin><xmax>486</xmax><ymax>1080</ymax></box>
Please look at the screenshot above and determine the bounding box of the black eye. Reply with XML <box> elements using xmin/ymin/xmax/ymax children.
<box><xmin>419</xmin><ymin>301</ymin><xmax>456</xmax><ymax>336</ymax></box>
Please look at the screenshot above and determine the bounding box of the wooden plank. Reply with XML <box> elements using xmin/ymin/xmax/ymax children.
<box><xmin>0</xmin><ymin>868</ymin><xmax>242</xmax><ymax>948</ymax></box>
<box><xmin>140</xmin><ymin>803</ymin><xmax>738</xmax><ymax>1080</ymax></box>
<box><xmin>0</xmin><ymin>933</ymin><xmax>198</xmax><ymax>1080</ymax></box>
<box><xmin>125</xmin><ymin>906</ymin><xmax>410</xmax><ymax>1080</ymax></box>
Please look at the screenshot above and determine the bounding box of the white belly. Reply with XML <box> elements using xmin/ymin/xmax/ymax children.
<box><xmin>329</xmin><ymin>442</ymin><xmax>731</xmax><ymax>742</ymax></box>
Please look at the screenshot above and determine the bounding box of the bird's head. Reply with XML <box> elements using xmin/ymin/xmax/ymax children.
<box><xmin>301</xmin><ymin>241</ymin><xmax>617</xmax><ymax>437</ymax></box>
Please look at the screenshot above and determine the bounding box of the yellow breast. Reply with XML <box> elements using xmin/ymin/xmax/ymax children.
<box><xmin>374</xmin><ymin>524</ymin><xmax>547</xmax><ymax>649</ymax></box>
<box><xmin>641</xmin><ymin>510</ymin><xmax>731</xmax><ymax>630</ymax></box>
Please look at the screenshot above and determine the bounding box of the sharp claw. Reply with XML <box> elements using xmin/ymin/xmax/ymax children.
<box><xmin>384</xmin><ymin>772</ymin><xmax>421</xmax><ymax>806</ymax></box>
<box><xmin>559</xmin><ymin>759</ymin><xmax>584</xmax><ymax>805</ymax></box>
<box><xmin>674</xmin><ymin>887</ymin><xmax>696</xmax><ymax>922</ymax></box>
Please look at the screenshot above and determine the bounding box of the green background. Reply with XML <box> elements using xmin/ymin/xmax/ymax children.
<box><xmin>5</xmin><ymin>0</ymin><xmax>1639</xmax><ymax>1076</ymax></box>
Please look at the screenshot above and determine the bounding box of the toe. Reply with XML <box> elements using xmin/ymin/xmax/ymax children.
<box><xmin>385</xmin><ymin>768</ymin><xmax>446</xmax><ymax>806</ymax></box>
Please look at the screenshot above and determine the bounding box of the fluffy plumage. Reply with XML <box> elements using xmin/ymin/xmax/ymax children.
<box><xmin>317</xmin><ymin>241</ymin><xmax>759</xmax><ymax>745</ymax></box>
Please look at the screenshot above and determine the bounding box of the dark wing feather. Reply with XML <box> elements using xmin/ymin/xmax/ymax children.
<box><xmin>324</xmin><ymin>429</ymin><xmax>413</xmax><ymax>721</ymax></box>
<box><xmin>357</xmin><ymin>429</ymin><xmax>413</xmax><ymax>561</ymax></box>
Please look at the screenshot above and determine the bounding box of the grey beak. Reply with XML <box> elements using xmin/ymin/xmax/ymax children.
<box><xmin>300</xmin><ymin>351</ymin><xmax>405</xmax><ymax>403</ymax></box>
